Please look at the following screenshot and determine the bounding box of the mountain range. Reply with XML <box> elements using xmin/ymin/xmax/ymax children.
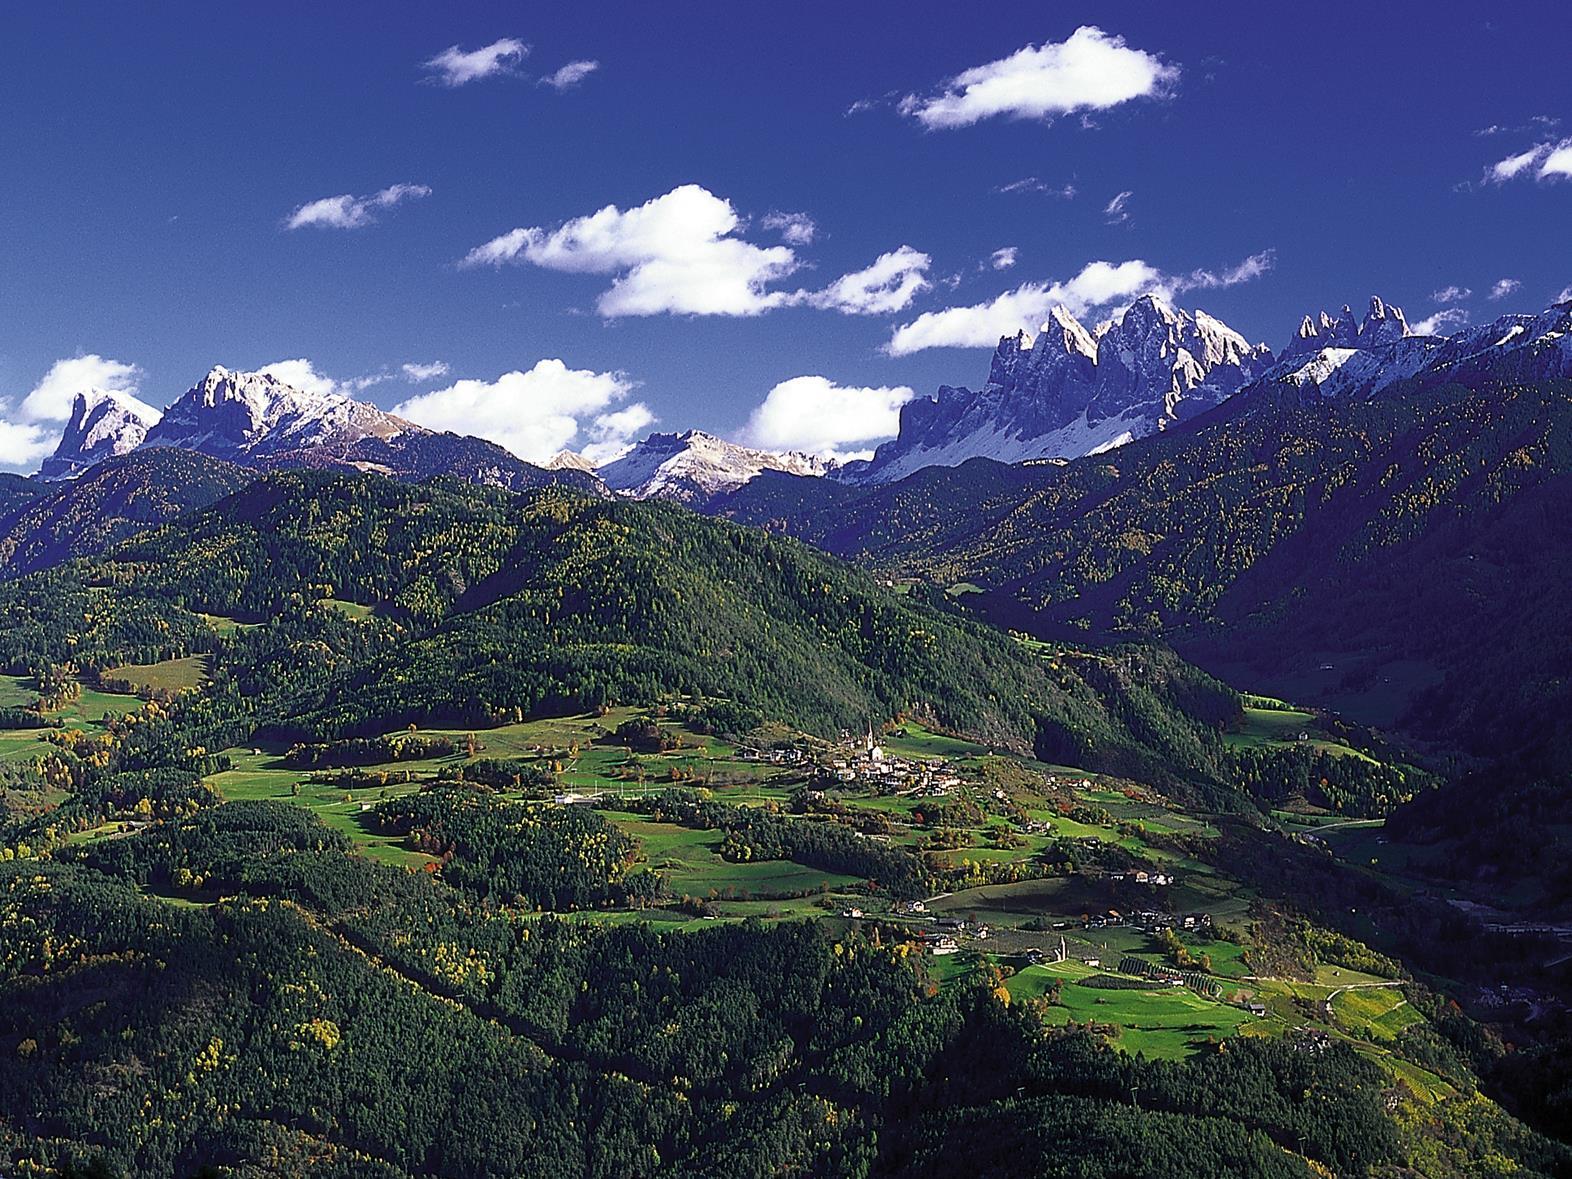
<box><xmin>42</xmin><ymin>365</ymin><xmax>601</xmax><ymax>496</ymax></box>
<box><xmin>31</xmin><ymin>293</ymin><xmax>1564</xmax><ymax>516</ymax></box>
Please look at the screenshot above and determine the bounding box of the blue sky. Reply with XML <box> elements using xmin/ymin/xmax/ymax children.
<box><xmin>1</xmin><ymin>2</ymin><xmax>1569</xmax><ymax>469</ymax></box>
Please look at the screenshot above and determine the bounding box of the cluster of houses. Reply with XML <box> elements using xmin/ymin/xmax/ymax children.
<box><xmin>740</xmin><ymin>728</ymin><xmax>968</xmax><ymax>794</ymax></box>
<box><xmin>1107</xmin><ymin>868</ymin><xmax>1177</xmax><ymax>887</ymax></box>
<box><xmin>1081</xmin><ymin>909</ymin><xmax>1213</xmax><ymax>934</ymax></box>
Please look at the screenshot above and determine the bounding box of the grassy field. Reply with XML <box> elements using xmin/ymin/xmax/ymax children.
<box><xmin>0</xmin><ymin>675</ymin><xmax>146</xmax><ymax>764</ymax></box>
<box><xmin>209</xmin><ymin>751</ymin><xmax>433</xmax><ymax>868</ymax></box>
<box><xmin>320</xmin><ymin>598</ymin><xmax>375</xmax><ymax>621</ymax></box>
<box><xmin>879</xmin><ymin>722</ymin><xmax>989</xmax><ymax>760</ymax></box>
<box><xmin>604</xmin><ymin>814</ymin><xmax>861</xmax><ymax>901</ymax></box>
<box><xmin>198</xmin><ymin>708</ymin><xmax>802</xmax><ymax>873</ymax></box>
<box><xmin>196</xmin><ymin>612</ymin><xmax>258</xmax><ymax>635</ymax></box>
<box><xmin>1047</xmin><ymin>979</ymin><xmax>1258</xmax><ymax>1060</ymax></box>
<box><xmin>103</xmin><ymin>655</ymin><xmax>210</xmax><ymax>693</ymax></box>
<box><xmin>1</xmin><ymin>668</ymin><xmax>1460</xmax><ymax>1089</ymax></box>
<box><xmin>1226</xmin><ymin>704</ymin><xmax>1372</xmax><ymax>761</ymax></box>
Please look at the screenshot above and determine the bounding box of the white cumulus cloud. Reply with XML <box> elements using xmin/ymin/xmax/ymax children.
<box><xmin>18</xmin><ymin>354</ymin><xmax>147</xmax><ymax>423</ymax></box>
<box><xmin>989</xmin><ymin>247</ymin><xmax>1018</xmax><ymax>270</ymax></box>
<box><xmin>391</xmin><ymin>359</ymin><xmax>649</xmax><ymax>463</ymax></box>
<box><xmin>900</xmin><ymin>26</ymin><xmax>1177</xmax><ymax>130</ymax></box>
<box><xmin>743</xmin><ymin>376</ymin><xmax>915</xmax><ymax>462</ymax></box>
<box><xmin>885</xmin><ymin>251</ymin><xmax>1273</xmax><ymax>355</ymax></box>
<box><xmin>460</xmin><ymin>184</ymin><xmax>799</xmax><ymax>317</ymax></box>
<box><xmin>798</xmin><ymin>246</ymin><xmax>932</xmax><ymax>315</ymax></box>
<box><xmin>1410</xmin><ymin>307</ymin><xmax>1470</xmax><ymax>336</ymax></box>
<box><xmin>540</xmin><ymin>60</ymin><xmax>599</xmax><ymax>90</ymax></box>
<box><xmin>1488</xmin><ymin>277</ymin><xmax>1522</xmax><ymax>300</ymax></box>
<box><xmin>258</xmin><ymin>358</ymin><xmax>389</xmax><ymax>397</ymax></box>
<box><xmin>1487</xmin><ymin>138</ymin><xmax>1572</xmax><ymax>183</ymax></box>
<box><xmin>286</xmin><ymin>184</ymin><xmax>430</xmax><ymax>230</ymax></box>
<box><xmin>1</xmin><ymin>353</ymin><xmax>151</xmax><ymax>470</ymax></box>
<box><xmin>424</xmin><ymin>38</ymin><xmax>527</xmax><ymax>86</ymax></box>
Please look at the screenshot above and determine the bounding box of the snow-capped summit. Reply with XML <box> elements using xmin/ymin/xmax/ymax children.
<box><xmin>842</xmin><ymin>296</ymin><xmax>1274</xmax><ymax>485</ymax></box>
<box><xmin>597</xmin><ymin>430</ymin><xmax>831</xmax><ymax>504</ymax></box>
<box><xmin>39</xmin><ymin>389</ymin><xmax>163</xmax><ymax>480</ymax></box>
<box><xmin>143</xmin><ymin>365</ymin><xmax>416</xmax><ymax>459</ymax></box>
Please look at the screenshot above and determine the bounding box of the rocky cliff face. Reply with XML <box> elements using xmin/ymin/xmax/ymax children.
<box><xmin>842</xmin><ymin>295</ymin><xmax>1273</xmax><ymax>484</ymax></box>
<box><xmin>39</xmin><ymin>390</ymin><xmax>162</xmax><ymax>480</ymax></box>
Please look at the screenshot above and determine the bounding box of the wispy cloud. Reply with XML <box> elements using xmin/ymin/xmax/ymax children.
<box><xmin>1430</xmin><ymin>285</ymin><xmax>1471</xmax><ymax>303</ymax></box>
<box><xmin>1488</xmin><ymin>277</ymin><xmax>1522</xmax><ymax>300</ymax></box>
<box><xmin>285</xmin><ymin>184</ymin><xmax>430</xmax><ymax>230</ymax></box>
<box><xmin>1476</xmin><ymin>115</ymin><xmax>1560</xmax><ymax>136</ymax></box>
<box><xmin>540</xmin><ymin>60</ymin><xmax>599</xmax><ymax>90</ymax></box>
<box><xmin>994</xmin><ymin>177</ymin><xmax>1077</xmax><ymax>198</ymax></box>
<box><xmin>989</xmin><ymin>247</ymin><xmax>1018</xmax><ymax>271</ymax></box>
<box><xmin>760</xmin><ymin>211</ymin><xmax>818</xmax><ymax>246</ymax></box>
<box><xmin>1104</xmin><ymin>190</ymin><xmax>1133</xmax><ymax>224</ymax></box>
<box><xmin>885</xmin><ymin>250</ymin><xmax>1273</xmax><ymax>356</ymax></box>
<box><xmin>797</xmin><ymin>246</ymin><xmax>931</xmax><ymax>315</ymax></box>
<box><xmin>900</xmin><ymin>26</ymin><xmax>1177</xmax><ymax>130</ymax></box>
<box><xmin>423</xmin><ymin>38</ymin><xmax>527</xmax><ymax>87</ymax></box>
<box><xmin>401</xmin><ymin>361</ymin><xmax>450</xmax><ymax>383</ymax></box>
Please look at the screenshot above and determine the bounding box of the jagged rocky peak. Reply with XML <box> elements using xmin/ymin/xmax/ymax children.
<box><xmin>39</xmin><ymin>389</ymin><xmax>162</xmax><ymax>480</ymax></box>
<box><xmin>144</xmin><ymin>365</ymin><xmax>420</xmax><ymax>457</ymax></box>
<box><xmin>597</xmin><ymin>430</ymin><xmax>831</xmax><ymax>504</ymax></box>
<box><xmin>842</xmin><ymin>296</ymin><xmax>1274</xmax><ymax>486</ymax></box>
<box><xmin>988</xmin><ymin>305</ymin><xmax>1098</xmax><ymax>395</ymax></box>
<box><xmin>1284</xmin><ymin>295</ymin><xmax>1409</xmax><ymax>356</ymax></box>
<box><xmin>1082</xmin><ymin>294</ymin><xmax>1273</xmax><ymax>423</ymax></box>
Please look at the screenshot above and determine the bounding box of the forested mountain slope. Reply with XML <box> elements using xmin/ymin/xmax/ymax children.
<box><xmin>0</xmin><ymin>470</ymin><xmax>1244</xmax><ymax>790</ymax></box>
<box><xmin>0</xmin><ymin>448</ymin><xmax>255</xmax><ymax>577</ymax></box>
<box><xmin>0</xmin><ymin>802</ymin><xmax>1455</xmax><ymax>1179</ymax></box>
<box><xmin>718</xmin><ymin>375</ymin><xmax>1572</xmax><ymax>772</ymax></box>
